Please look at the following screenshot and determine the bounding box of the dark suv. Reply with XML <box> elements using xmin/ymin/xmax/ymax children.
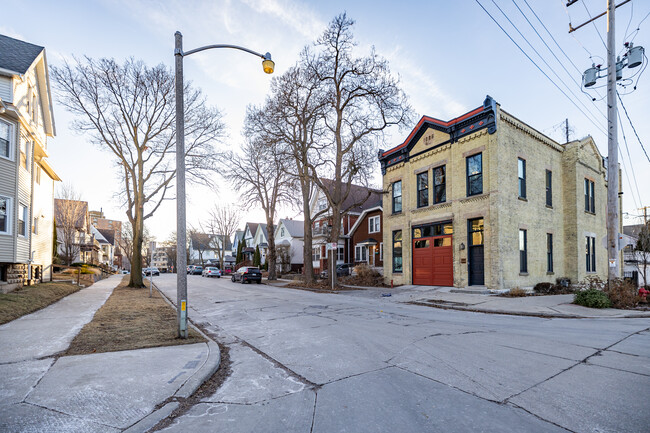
<box><xmin>232</xmin><ymin>266</ymin><xmax>262</xmax><ymax>284</ymax></box>
<box><xmin>320</xmin><ymin>263</ymin><xmax>352</xmax><ymax>278</ymax></box>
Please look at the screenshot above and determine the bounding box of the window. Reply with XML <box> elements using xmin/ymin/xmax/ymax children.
<box><xmin>33</xmin><ymin>217</ymin><xmax>38</xmax><ymax>235</ymax></box>
<box><xmin>36</xmin><ymin>166</ymin><xmax>42</xmax><ymax>185</ymax></box>
<box><xmin>392</xmin><ymin>230</ymin><xmax>402</xmax><ymax>273</ymax></box>
<box><xmin>20</xmin><ymin>140</ymin><xmax>30</xmax><ymax>170</ymax></box>
<box><xmin>312</xmin><ymin>247</ymin><xmax>320</xmax><ymax>262</ymax></box>
<box><xmin>518</xmin><ymin>158</ymin><xmax>526</xmax><ymax>198</ymax></box>
<box><xmin>318</xmin><ymin>198</ymin><xmax>327</xmax><ymax>211</ymax></box>
<box><xmin>519</xmin><ymin>229</ymin><xmax>527</xmax><ymax>273</ymax></box>
<box><xmin>0</xmin><ymin>196</ymin><xmax>10</xmax><ymax>234</ymax></box>
<box><xmin>466</xmin><ymin>153</ymin><xmax>483</xmax><ymax>196</ymax></box>
<box><xmin>280</xmin><ymin>227</ymin><xmax>285</xmax><ymax>237</ymax></box>
<box><xmin>355</xmin><ymin>245</ymin><xmax>368</xmax><ymax>262</ymax></box>
<box><xmin>547</xmin><ymin>233</ymin><xmax>553</xmax><ymax>272</ymax></box>
<box><xmin>380</xmin><ymin>242</ymin><xmax>383</xmax><ymax>261</ymax></box>
<box><xmin>546</xmin><ymin>170</ymin><xmax>552</xmax><ymax>207</ymax></box>
<box><xmin>0</xmin><ymin>120</ymin><xmax>12</xmax><ymax>159</ymax></box>
<box><xmin>18</xmin><ymin>204</ymin><xmax>27</xmax><ymax>236</ymax></box>
<box><xmin>434</xmin><ymin>165</ymin><xmax>446</xmax><ymax>204</ymax></box>
<box><xmin>417</xmin><ymin>171</ymin><xmax>428</xmax><ymax>208</ymax></box>
<box><xmin>584</xmin><ymin>179</ymin><xmax>595</xmax><ymax>213</ymax></box>
<box><xmin>369</xmin><ymin>215</ymin><xmax>380</xmax><ymax>233</ymax></box>
<box><xmin>586</xmin><ymin>236</ymin><xmax>596</xmax><ymax>272</ymax></box>
<box><xmin>392</xmin><ymin>181</ymin><xmax>402</xmax><ymax>214</ymax></box>
<box><xmin>337</xmin><ymin>246</ymin><xmax>345</xmax><ymax>262</ymax></box>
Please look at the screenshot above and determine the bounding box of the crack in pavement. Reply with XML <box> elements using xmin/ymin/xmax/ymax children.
<box><xmin>503</xmin><ymin>326</ymin><xmax>650</xmax><ymax>404</ymax></box>
<box><xmin>22</xmin><ymin>400</ymin><xmax>119</xmax><ymax>430</ymax></box>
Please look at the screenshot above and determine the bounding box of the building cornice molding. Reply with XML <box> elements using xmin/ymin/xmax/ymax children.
<box><xmin>500</xmin><ymin>111</ymin><xmax>563</xmax><ymax>152</ymax></box>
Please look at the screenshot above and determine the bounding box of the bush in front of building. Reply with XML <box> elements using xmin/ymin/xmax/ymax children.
<box><xmin>506</xmin><ymin>287</ymin><xmax>527</xmax><ymax>297</ymax></box>
<box><xmin>604</xmin><ymin>278</ymin><xmax>640</xmax><ymax>309</ymax></box>
<box><xmin>574</xmin><ymin>289</ymin><xmax>611</xmax><ymax>309</ymax></box>
<box><xmin>533</xmin><ymin>277</ymin><xmax>573</xmax><ymax>295</ymax></box>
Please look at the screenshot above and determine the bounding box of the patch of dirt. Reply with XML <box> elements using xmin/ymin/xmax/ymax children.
<box><xmin>64</xmin><ymin>277</ymin><xmax>204</xmax><ymax>356</ymax></box>
<box><xmin>283</xmin><ymin>279</ymin><xmax>351</xmax><ymax>293</ymax></box>
<box><xmin>0</xmin><ymin>281</ymin><xmax>81</xmax><ymax>325</ymax></box>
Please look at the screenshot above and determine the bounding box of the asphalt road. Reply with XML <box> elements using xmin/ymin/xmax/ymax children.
<box><xmin>154</xmin><ymin>274</ymin><xmax>650</xmax><ymax>433</ymax></box>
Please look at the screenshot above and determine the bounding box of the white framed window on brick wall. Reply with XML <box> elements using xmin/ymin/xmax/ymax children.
<box><xmin>369</xmin><ymin>215</ymin><xmax>380</xmax><ymax>233</ymax></box>
<box><xmin>355</xmin><ymin>245</ymin><xmax>368</xmax><ymax>262</ymax></box>
<box><xmin>0</xmin><ymin>119</ymin><xmax>13</xmax><ymax>160</ymax></box>
<box><xmin>0</xmin><ymin>196</ymin><xmax>12</xmax><ymax>234</ymax></box>
<box><xmin>337</xmin><ymin>246</ymin><xmax>344</xmax><ymax>262</ymax></box>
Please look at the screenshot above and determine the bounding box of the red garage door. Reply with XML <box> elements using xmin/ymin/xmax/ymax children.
<box><xmin>413</xmin><ymin>236</ymin><xmax>453</xmax><ymax>286</ymax></box>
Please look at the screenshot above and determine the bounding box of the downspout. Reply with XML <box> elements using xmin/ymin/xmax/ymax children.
<box><xmin>28</xmin><ymin>135</ymin><xmax>36</xmax><ymax>283</ymax></box>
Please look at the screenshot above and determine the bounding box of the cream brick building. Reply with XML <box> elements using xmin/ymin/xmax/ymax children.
<box><xmin>379</xmin><ymin>96</ymin><xmax>610</xmax><ymax>290</ymax></box>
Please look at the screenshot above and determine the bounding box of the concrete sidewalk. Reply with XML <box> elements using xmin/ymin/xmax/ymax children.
<box><xmin>0</xmin><ymin>275</ymin><xmax>220</xmax><ymax>433</ymax></box>
<box><xmin>268</xmin><ymin>279</ymin><xmax>650</xmax><ymax>318</ymax></box>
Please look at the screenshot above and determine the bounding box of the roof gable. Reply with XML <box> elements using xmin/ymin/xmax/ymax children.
<box><xmin>0</xmin><ymin>34</ymin><xmax>43</xmax><ymax>75</ymax></box>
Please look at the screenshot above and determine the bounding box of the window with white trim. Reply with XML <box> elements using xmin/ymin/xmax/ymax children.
<box><xmin>368</xmin><ymin>215</ymin><xmax>380</xmax><ymax>233</ymax></box>
<box><xmin>18</xmin><ymin>203</ymin><xmax>27</xmax><ymax>237</ymax></box>
<box><xmin>318</xmin><ymin>197</ymin><xmax>327</xmax><ymax>211</ymax></box>
<box><xmin>380</xmin><ymin>242</ymin><xmax>383</xmax><ymax>261</ymax></box>
<box><xmin>337</xmin><ymin>246</ymin><xmax>345</xmax><ymax>262</ymax></box>
<box><xmin>355</xmin><ymin>245</ymin><xmax>368</xmax><ymax>262</ymax></box>
<box><xmin>312</xmin><ymin>247</ymin><xmax>320</xmax><ymax>262</ymax></box>
<box><xmin>0</xmin><ymin>196</ymin><xmax>11</xmax><ymax>234</ymax></box>
<box><xmin>0</xmin><ymin>119</ymin><xmax>12</xmax><ymax>160</ymax></box>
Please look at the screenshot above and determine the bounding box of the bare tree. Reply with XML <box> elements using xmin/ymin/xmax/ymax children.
<box><xmin>245</xmin><ymin>65</ymin><xmax>328</xmax><ymax>281</ymax></box>
<box><xmin>54</xmin><ymin>184</ymin><xmax>88</xmax><ymax>265</ymax></box>
<box><xmin>188</xmin><ymin>227</ymin><xmax>211</xmax><ymax>267</ymax></box>
<box><xmin>206</xmin><ymin>205</ymin><xmax>240</xmax><ymax>271</ymax></box>
<box><xmin>225</xmin><ymin>138</ymin><xmax>293</xmax><ymax>280</ymax></box>
<box><xmin>52</xmin><ymin>57</ymin><xmax>225</xmax><ymax>287</ymax></box>
<box><xmin>304</xmin><ymin>14</ymin><xmax>414</xmax><ymax>286</ymax></box>
<box><xmin>635</xmin><ymin>224</ymin><xmax>650</xmax><ymax>288</ymax></box>
<box><xmin>162</xmin><ymin>231</ymin><xmax>188</xmax><ymax>273</ymax></box>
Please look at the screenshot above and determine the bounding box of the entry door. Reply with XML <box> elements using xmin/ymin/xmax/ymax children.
<box><xmin>468</xmin><ymin>218</ymin><xmax>484</xmax><ymax>286</ymax></box>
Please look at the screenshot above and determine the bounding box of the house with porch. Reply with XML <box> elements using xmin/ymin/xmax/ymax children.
<box><xmin>349</xmin><ymin>202</ymin><xmax>383</xmax><ymax>273</ymax></box>
<box><xmin>309</xmin><ymin>180</ymin><xmax>382</xmax><ymax>275</ymax></box>
<box><xmin>0</xmin><ymin>34</ymin><xmax>60</xmax><ymax>291</ymax></box>
<box><xmin>379</xmin><ymin>95</ymin><xmax>610</xmax><ymax>290</ymax></box>
<box><xmin>274</xmin><ymin>218</ymin><xmax>304</xmax><ymax>273</ymax></box>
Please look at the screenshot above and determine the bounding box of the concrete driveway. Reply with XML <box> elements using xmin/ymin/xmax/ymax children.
<box><xmin>154</xmin><ymin>274</ymin><xmax>650</xmax><ymax>433</ymax></box>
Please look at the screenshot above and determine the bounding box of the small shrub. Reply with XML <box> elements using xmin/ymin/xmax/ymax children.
<box><xmin>533</xmin><ymin>282</ymin><xmax>553</xmax><ymax>294</ymax></box>
<box><xmin>604</xmin><ymin>278</ymin><xmax>639</xmax><ymax>309</ymax></box>
<box><xmin>574</xmin><ymin>289</ymin><xmax>611</xmax><ymax>309</ymax></box>
<box><xmin>507</xmin><ymin>287</ymin><xmax>527</xmax><ymax>297</ymax></box>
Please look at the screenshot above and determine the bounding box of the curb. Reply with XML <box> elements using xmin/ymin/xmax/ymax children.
<box><xmin>123</xmin><ymin>282</ymin><xmax>222</xmax><ymax>433</ymax></box>
<box><xmin>409</xmin><ymin>301</ymin><xmax>650</xmax><ymax>319</ymax></box>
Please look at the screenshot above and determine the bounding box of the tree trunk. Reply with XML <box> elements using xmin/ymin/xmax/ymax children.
<box><xmin>302</xmin><ymin>183</ymin><xmax>315</xmax><ymax>282</ymax></box>
<box><xmin>267</xmin><ymin>219</ymin><xmax>277</xmax><ymax>280</ymax></box>
<box><xmin>128</xmin><ymin>202</ymin><xmax>145</xmax><ymax>287</ymax></box>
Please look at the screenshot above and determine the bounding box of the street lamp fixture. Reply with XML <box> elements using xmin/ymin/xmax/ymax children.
<box><xmin>174</xmin><ymin>31</ymin><xmax>274</xmax><ymax>338</ymax></box>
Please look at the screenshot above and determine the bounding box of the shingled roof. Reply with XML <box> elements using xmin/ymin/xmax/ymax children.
<box><xmin>0</xmin><ymin>34</ymin><xmax>44</xmax><ymax>75</ymax></box>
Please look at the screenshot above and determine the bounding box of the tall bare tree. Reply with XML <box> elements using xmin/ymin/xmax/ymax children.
<box><xmin>120</xmin><ymin>220</ymin><xmax>152</xmax><ymax>270</ymax></box>
<box><xmin>225</xmin><ymin>138</ymin><xmax>293</xmax><ymax>280</ymax></box>
<box><xmin>245</xmin><ymin>65</ymin><xmax>327</xmax><ymax>281</ymax></box>
<box><xmin>304</xmin><ymin>14</ymin><xmax>413</xmax><ymax>286</ymax></box>
<box><xmin>52</xmin><ymin>57</ymin><xmax>225</xmax><ymax>287</ymax></box>
<box><xmin>54</xmin><ymin>184</ymin><xmax>87</xmax><ymax>265</ymax></box>
<box><xmin>206</xmin><ymin>205</ymin><xmax>240</xmax><ymax>271</ymax></box>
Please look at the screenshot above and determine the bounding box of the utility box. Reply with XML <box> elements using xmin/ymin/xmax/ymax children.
<box><xmin>583</xmin><ymin>66</ymin><xmax>598</xmax><ymax>87</ymax></box>
<box><xmin>627</xmin><ymin>45</ymin><xmax>644</xmax><ymax>68</ymax></box>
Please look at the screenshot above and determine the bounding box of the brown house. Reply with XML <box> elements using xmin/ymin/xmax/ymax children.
<box><xmin>349</xmin><ymin>203</ymin><xmax>383</xmax><ymax>270</ymax></box>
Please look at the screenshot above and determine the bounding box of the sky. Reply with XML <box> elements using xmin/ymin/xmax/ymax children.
<box><xmin>3</xmin><ymin>0</ymin><xmax>650</xmax><ymax>241</ymax></box>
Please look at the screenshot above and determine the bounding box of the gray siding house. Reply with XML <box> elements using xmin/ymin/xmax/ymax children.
<box><xmin>0</xmin><ymin>34</ymin><xmax>60</xmax><ymax>291</ymax></box>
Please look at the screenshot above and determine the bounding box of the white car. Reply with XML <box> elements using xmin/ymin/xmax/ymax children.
<box><xmin>202</xmin><ymin>267</ymin><xmax>222</xmax><ymax>278</ymax></box>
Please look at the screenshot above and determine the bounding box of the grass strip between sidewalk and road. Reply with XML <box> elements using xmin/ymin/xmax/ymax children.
<box><xmin>0</xmin><ymin>281</ymin><xmax>82</xmax><ymax>325</ymax></box>
<box><xmin>65</xmin><ymin>276</ymin><xmax>204</xmax><ymax>356</ymax></box>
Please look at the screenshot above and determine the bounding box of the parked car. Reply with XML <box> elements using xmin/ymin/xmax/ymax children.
<box><xmin>190</xmin><ymin>266</ymin><xmax>203</xmax><ymax>275</ymax></box>
<box><xmin>320</xmin><ymin>263</ymin><xmax>352</xmax><ymax>279</ymax></box>
<box><xmin>187</xmin><ymin>265</ymin><xmax>195</xmax><ymax>274</ymax></box>
<box><xmin>231</xmin><ymin>266</ymin><xmax>262</xmax><ymax>284</ymax></box>
<box><xmin>202</xmin><ymin>267</ymin><xmax>221</xmax><ymax>278</ymax></box>
<box><xmin>120</xmin><ymin>270</ymin><xmax>130</xmax><ymax>274</ymax></box>
<box><xmin>143</xmin><ymin>267</ymin><xmax>160</xmax><ymax>276</ymax></box>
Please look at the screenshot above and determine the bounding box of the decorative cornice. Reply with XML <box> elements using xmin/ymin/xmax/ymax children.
<box><xmin>459</xmin><ymin>193</ymin><xmax>490</xmax><ymax>204</ymax></box>
<box><xmin>411</xmin><ymin>202</ymin><xmax>452</xmax><ymax>215</ymax></box>
<box><xmin>410</xmin><ymin>142</ymin><xmax>452</xmax><ymax>164</ymax></box>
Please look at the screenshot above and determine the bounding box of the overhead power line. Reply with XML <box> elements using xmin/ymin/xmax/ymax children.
<box><xmin>617</xmin><ymin>91</ymin><xmax>650</xmax><ymax>163</ymax></box>
<box><xmin>475</xmin><ymin>0</ymin><xmax>608</xmax><ymax>136</ymax></box>
<box><xmin>617</xmin><ymin>108</ymin><xmax>642</xmax><ymax>208</ymax></box>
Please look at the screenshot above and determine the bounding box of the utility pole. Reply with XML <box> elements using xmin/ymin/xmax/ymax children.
<box><xmin>605</xmin><ymin>0</ymin><xmax>619</xmax><ymax>284</ymax></box>
<box><xmin>565</xmin><ymin>118</ymin><xmax>570</xmax><ymax>143</ymax></box>
<box><xmin>640</xmin><ymin>206</ymin><xmax>649</xmax><ymax>224</ymax></box>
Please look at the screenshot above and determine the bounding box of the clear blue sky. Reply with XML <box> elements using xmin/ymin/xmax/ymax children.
<box><xmin>3</xmin><ymin>0</ymin><xmax>649</xmax><ymax>240</ymax></box>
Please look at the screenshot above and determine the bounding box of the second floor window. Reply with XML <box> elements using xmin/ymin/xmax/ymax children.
<box><xmin>392</xmin><ymin>181</ymin><xmax>402</xmax><ymax>214</ymax></box>
<box><xmin>20</xmin><ymin>140</ymin><xmax>30</xmax><ymax>170</ymax></box>
<box><xmin>18</xmin><ymin>204</ymin><xmax>27</xmax><ymax>237</ymax></box>
<box><xmin>0</xmin><ymin>120</ymin><xmax>11</xmax><ymax>159</ymax></box>
<box><xmin>434</xmin><ymin>165</ymin><xmax>446</xmax><ymax>204</ymax></box>
<box><xmin>518</xmin><ymin>158</ymin><xmax>526</xmax><ymax>198</ymax></box>
<box><xmin>0</xmin><ymin>197</ymin><xmax>10</xmax><ymax>234</ymax></box>
<box><xmin>318</xmin><ymin>198</ymin><xmax>327</xmax><ymax>211</ymax></box>
<box><xmin>585</xmin><ymin>179</ymin><xmax>595</xmax><ymax>213</ymax></box>
<box><xmin>546</xmin><ymin>170</ymin><xmax>552</xmax><ymax>207</ymax></box>
<box><xmin>417</xmin><ymin>172</ymin><xmax>428</xmax><ymax>208</ymax></box>
<box><xmin>369</xmin><ymin>215</ymin><xmax>380</xmax><ymax>233</ymax></box>
<box><xmin>466</xmin><ymin>153</ymin><xmax>482</xmax><ymax>196</ymax></box>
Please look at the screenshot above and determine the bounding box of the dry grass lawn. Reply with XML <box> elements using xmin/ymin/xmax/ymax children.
<box><xmin>65</xmin><ymin>277</ymin><xmax>204</xmax><ymax>356</ymax></box>
<box><xmin>0</xmin><ymin>281</ymin><xmax>81</xmax><ymax>325</ymax></box>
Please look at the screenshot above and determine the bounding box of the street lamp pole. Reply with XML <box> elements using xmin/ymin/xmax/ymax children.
<box><xmin>174</xmin><ymin>31</ymin><xmax>274</xmax><ymax>338</ymax></box>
